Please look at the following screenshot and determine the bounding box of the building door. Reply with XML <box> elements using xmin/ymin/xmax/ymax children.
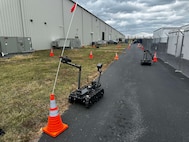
<box><xmin>102</xmin><ymin>32</ymin><xmax>105</xmax><ymax>40</ymax></box>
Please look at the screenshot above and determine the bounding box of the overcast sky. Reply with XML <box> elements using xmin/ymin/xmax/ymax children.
<box><xmin>75</xmin><ymin>0</ymin><xmax>189</xmax><ymax>37</ymax></box>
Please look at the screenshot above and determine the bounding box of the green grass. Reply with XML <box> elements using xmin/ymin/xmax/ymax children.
<box><xmin>0</xmin><ymin>44</ymin><xmax>127</xmax><ymax>142</ymax></box>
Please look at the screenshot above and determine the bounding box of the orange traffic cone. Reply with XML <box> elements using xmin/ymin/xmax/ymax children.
<box><xmin>116</xmin><ymin>44</ymin><xmax>121</xmax><ymax>48</ymax></box>
<box><xmin>89</xmin><ymin>51</ymin><xmax>93</xmax><ymax>59</ymax></box>
<box><xmin>49</xmin><ymin>48</ymin><xmax>54</xmax><ymax>57</ymax></box>
<box><xmin>137</xmin><ymin>43</ymin><xmax>144</xmax><ymax>50</ymax></box>
<box><xmin>43</xmin><ymin>93</ymin><xmax>68</xmax><ymax>137</ymax></box>
<box><xmin>141</xmin><ymin>45</ymin><xmax>144</xmax><ymax>51</ymax></box>
<box><xmin>153</xmin><ymin>52</ymin><xmax>158</xmax><ymax>62</ymax></box>
<box><xmin>128</xmin><ymin>44</ymin><xmax>131</xmax><ymax>49</ymax></box>
<box><xmin>114</xmin><ymin>52</ymin><xmax>119</xmax><ymax>60</ymax></box>
<box><xmin>137</xmin><ymin>43</ymin><xmax>140</xmax><ymax>48</ymax></box>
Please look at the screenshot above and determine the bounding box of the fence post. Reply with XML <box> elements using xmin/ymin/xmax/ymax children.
<box><xmin>175</xmin><ymin>30</ymin><xmax>184</xmax><ymax>73</ymax></box>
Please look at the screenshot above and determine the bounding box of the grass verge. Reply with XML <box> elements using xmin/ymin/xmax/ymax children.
<box><xmin>0</xmin><ymin>44</ymin><xmax>127</xmax><ymax>141</ymax></box>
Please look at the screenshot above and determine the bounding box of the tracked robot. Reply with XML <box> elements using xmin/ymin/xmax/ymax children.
<box><xmin>60</xmin><ymin>56</ymin><xmax>104</xmax><ymax>108</ymax></box>
<box><xmin>141</xmin><ymin>50</ymin><xmax>154</xmax><ymax>65</ymax></box>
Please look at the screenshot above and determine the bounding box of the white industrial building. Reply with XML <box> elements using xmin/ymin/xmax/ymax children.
<box><xmin>0</xmin><ymin>0</ymin><xmax>125</xmax><ymax>56</ymax></box>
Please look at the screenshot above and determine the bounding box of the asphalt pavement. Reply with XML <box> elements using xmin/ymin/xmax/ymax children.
<box><xmin>39</xmin><ymin>44</ymin><xmax>189</xmax><ymax>142</ymax></box>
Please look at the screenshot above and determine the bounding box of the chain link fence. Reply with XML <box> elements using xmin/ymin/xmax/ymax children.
<box><xmin>142</xmin><ymin>35</ymin><xmax>189</xmax><ymax>78</ymax></box>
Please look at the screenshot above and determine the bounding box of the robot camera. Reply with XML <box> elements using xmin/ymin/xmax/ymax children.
<box><xmin>60</xmin><ymin>56</ymin><xmax>72</xmax><ymax>63</ymax></box>
<box><xmin>97</xmin><ymin>63</ymin><xmax>103</xmax><ymax>71</ymax></box>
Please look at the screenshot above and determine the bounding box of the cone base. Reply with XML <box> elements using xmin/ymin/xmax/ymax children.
<box><xmin>43</xmin><ymin>123</ymin><xmax>68</xmax><ymax>137</ymax></box>
<box><xmin>50</xmin><ymin>53</ymin><xmax>54</xmax><ymax>57</ymax></box>
<box><xmin>114</xmin><ymin>56</ymin><xmax>119</xmax><ymax>60</ymax></box>
<box><xmin>153</xmin><ymin>59</ymin><xmax>158</xmax><ymax>62</ymax></box>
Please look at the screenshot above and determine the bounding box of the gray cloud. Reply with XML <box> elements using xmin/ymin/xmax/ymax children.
<box><xmin>139</xmin><ymin>0</ymin><xmax>176</xmax><ymax>6</ymax></box>
<box><xmin>77</xmin><ymin>0</ymin><xmax>189</xmax><ymax>37</ymax></box>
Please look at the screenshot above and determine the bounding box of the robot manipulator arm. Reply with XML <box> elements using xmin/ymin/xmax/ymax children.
<box><xmin>60</xmin><ymin>56</ymin><xmax>72</xmax><ymax>63</ymax></box>
<box><xmin>97</xmin><ymin>63</ymin><xmax>103</xmax><ymax>72</ymax></box>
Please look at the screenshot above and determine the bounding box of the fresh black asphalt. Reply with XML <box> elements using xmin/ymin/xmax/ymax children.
<box><xmin>39</xmin><ymin>44</ymin><xmax>189</xmax><ymax>142</ymax></box>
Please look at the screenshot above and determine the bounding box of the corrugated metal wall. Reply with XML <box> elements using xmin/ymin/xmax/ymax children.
<box><xmin>0</xmin><ymin>0</ymin><xmax>23</xmax><ymax>36</ymax></box>
<box><xmin>0</xmin><ymin>0</ymin><xmax>125</xmax><ymax>50</ymax></box>
<box><xmin>63</xmin><ymin>0</ymin><xmax>82</xmax><ymax>40</ymax></box>
<box><xmin>22</xmin><ymin>0</ymin><xmax>64</xmax><ymax>50</ymax></box>
<box><xmin>92</xmin><ymin>17</ymin><xmax>101</xmax><ymax>42</ymax></box>
<box><xmin>82</xmin><ymin>10</ymin><xmax>92</xmax><ymax>45</ymax></box>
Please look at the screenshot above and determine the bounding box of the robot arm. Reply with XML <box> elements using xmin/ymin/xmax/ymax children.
<box><xmin>144</xmin><ymin>50</ymin><xmax>154</xmax><ymax>60</ymax></box>
<box><xmin>97</xmin><ymin>63</ymin><xmax>103</xmax><ymax>85</ymax></box>
<box><xmin>60</xmin><ymin>56</ymin><xmax>72</xmax><ymax>63</ymax></box>
<box><xmin>60</xmin><ymin>56</ymin><xmax>81</xmax><ymax>89</ymax></box>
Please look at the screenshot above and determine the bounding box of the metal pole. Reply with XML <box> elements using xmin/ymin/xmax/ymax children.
<box><xmin>164</xmin><ymin>36</ymin><xmax>169</xmax><ymax>64</ymax></box>
<box><xmin>175</xmin><ymin>30</ymin><xmax>184</xmax><ymax>73</ymax></box>
<box><xmin>175</xmin><ymin>31</ymin><xmax>179</xmax><ymax>57</ymax></box>
<box><xmin>97</xmin><ymin>70</ymin><xmax>102</xmax><ymax>86</ymax></box>
<box><xmin>78</xmin><ymin>68</ymin><xmax>81</xmax><ymax>89</ymax></box>
<box><xmin>52</xmin><ymin>2</ymin><xmax>78</xmax><ymax>94</ymax></box>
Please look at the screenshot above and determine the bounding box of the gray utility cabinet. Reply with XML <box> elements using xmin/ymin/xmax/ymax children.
<box><xmin>51</xmin><ymin>38</ymin><xmax>81</xmax><ymax>49</ymax></box>
<box><xmin>0</xmin><ymin>37</ymin><xmax>33</xmax><ymax>56</ymax></box>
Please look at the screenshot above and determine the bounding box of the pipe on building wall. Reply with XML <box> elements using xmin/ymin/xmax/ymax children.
<box><xmin>62</xmin><ymin>0</ymin><xmax>65</xmax><ymax>38</ymax></box>
<box><xmin>82</xmin><ymin>8</ymin><xmax>84</xmax><ymax>45</ymax></box>
<box><xmin>19</xmin><ymin>0</ymin><xmax>25</xmax><ymax>37</ymax></box>
<box><xmin>91</xmin><ymin>15</ymin><xmax>94</xmax><ymax>43</ymax></box>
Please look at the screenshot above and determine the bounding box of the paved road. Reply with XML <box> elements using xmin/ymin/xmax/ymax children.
<box><xmin>39</xmin><ymin>44</ymin><xmax>189</xmax><ymax>142</ymax></box>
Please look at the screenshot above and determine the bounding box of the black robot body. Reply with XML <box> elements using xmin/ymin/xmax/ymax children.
<box><xmin>141</xmin><ymin>50</ymin><xmax>154</xmax><ymax>65</ymax></box>
<box><xmin>60</xmin><ymin>56</ymin><xmax>104</xmax><ymax>108</ymax></box>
